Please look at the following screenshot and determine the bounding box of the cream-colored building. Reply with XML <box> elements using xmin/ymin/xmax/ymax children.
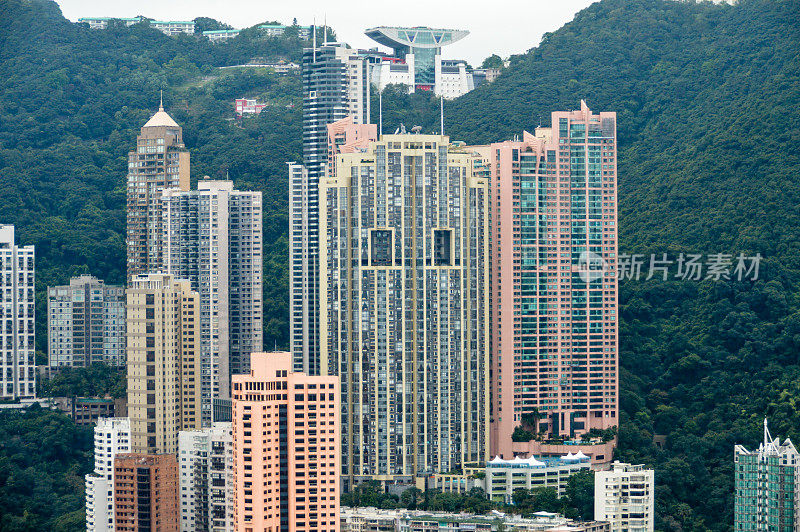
<box><xmin>594</xmin><ymin>461</ymin><xmax>654</xmax><ymax>532</ymax></box>
<box><xmin>127</xmin><ymin>273</ymin><xmax>201</xmax><ymax>454</ymax></box>
<box><xmin>320</xmin><ymin>131</ymin><xmax>490</xmax><ymax>489</ymax></box>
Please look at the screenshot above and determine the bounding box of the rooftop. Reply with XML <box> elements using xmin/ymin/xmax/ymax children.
<box><xmin>365</xmin><ymin>26</ymin><xmax>469</xmax><ymax>49</ymax></box>
<box><xmin>142</xmin><ymin>103</ymin><xmax>179</xmax><ymax>128</ymax></box>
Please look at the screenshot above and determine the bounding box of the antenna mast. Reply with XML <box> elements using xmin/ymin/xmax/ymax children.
<box><xmin>440</xmin><ymin>95</ymin><xmax>444</xmax><ymax>136</ymax></box>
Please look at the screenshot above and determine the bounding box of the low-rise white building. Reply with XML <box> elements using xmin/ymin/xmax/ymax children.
<box><xmin>78</xmin><ymin>17</ymin><xmax>142</xmax><ymax>29</ymax></box>
<box><xmin>150</xmin><ymin>20</ymin><xmax>195</xmax><ymax>36</ymax></box>
<box><xmin>85</xmin><ymin>418</ymin><xmax>130</xmax><ymax>532</ymax></box>
<box><xmin>203</xmin><ymin>29</ymin><xmax>240</xmax><ymax>42</ymax></box>
<box><xmin>594</xmin><ymin>461</ymin><xmax>655</xmax><ymax>532</ymax></box>
<box><xmin>178</xmin><ymin>423</ymin><xmax>234</xmax><ymax>532</ymax></box>
<box><xmin>486</xmin><ymin>453</ymin><xmax>592</xmax><ymax>504</ymax></box>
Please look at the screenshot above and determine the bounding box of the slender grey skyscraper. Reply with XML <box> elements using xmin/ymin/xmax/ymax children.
<box><xmin>162</xmin><ymin>180</ymin><xmax>263</xmax><ymax>426</ymax></box>
<box><xmin>289</xmin><ymin>40</ymin><xmax>378</xmax><ymax>374</ymax></box>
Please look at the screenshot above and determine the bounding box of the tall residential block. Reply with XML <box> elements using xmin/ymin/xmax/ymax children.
<box><xmin>484</xmin><ymin>101</ymin><xmax>618</xmax><ymax>456</ymax></box>
<box><xmin>127</xmin><ymin>273</ymin><xmax>201</xmax><ymax>454</ymax></box>
<box><xmin>126</xmin><ymin>102</ymin><xmax>189</xmax><ymax>282</ymax></box>
<box><xmin>0</xmin><ymin>225</ymin><xmax>35</xmax><ymax>400</ymax></box>
<box><xmin>114</xmin><ymin>453</ymin><xmax>179</xmax><ymax>532</ymax></box>
<box><xmin>734</xmin><ymin>419</ymin><xmax>800</xmax><ymax>531</ymax></box>
<box><xmin>594</xmin><ymin>461</ymin><xmax>654</xmax><ymax>532</ymax></box>
<box><xmin>163</xmin><ymin>180</ymin><xmax>263</xmax><ymax>424</ymax></box>
<box><xmin>48</xmin><ymin>275</ymin><xmax>125</xmax><ymax>368</ymax></box>
<box><xmin>319</xmin><ymin>132</ymin><xmax>490</xmax><ymax>487</ymax></box>
<box><xmin>85</xmin><ymin>418</ymin><xmax>131</xmax><ymax>532</ymax></box>
<box><xmin>232</xmin><ymin>352</ymin><xmax>340</xmax><ymax>531</ymax></box>
<box><xmin>178</xmin><ymin>423</ymin><xmax>234</xmax><ymax>532</ymax></box>
<box><xmin>289</xmin><ymin>41</ymin><xmax>377</xmax><ymax>375</ymax></box>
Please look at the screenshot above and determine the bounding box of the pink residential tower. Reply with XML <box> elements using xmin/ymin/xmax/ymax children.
<box><xmin>483</xmin><ymin>102</ymin><xmax>619</xmax><ymax>458</ymax></box>
<box><xmin>232</xmin><ymin>352</ymin><xmax>340</xmax><ymax>532</ymax></box>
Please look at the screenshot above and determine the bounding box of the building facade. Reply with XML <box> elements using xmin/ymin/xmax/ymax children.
<box><xmin>234</xmin><ymin>98</ymin><xmax>268</xmax><ymax>115</ymax></box>
<box><xmin>482</xmin><ymin>102</ymin><xmax>619</xmax><ymax>456</ymax></box>
<box><xmin>734</xmin><ymin>419</ymin><xmax>800</xmax><ymax>531</ymax></box>
<box><xmin>320</xmin><ymin>132</ymin><xmax>490</xmax><ymax>487</ymax></box>
<box><xmin>485</xmin><ymin>453</ymin><xmax>591</xmax><ymax>504</ymax></box>
<box><xmin>127</xmin><ymin>274</ymin><xmax>202</xmax><ymax>454</ymax></box>
<box><xmin>47</xmin><ymin>275</ymin><xmax>125</xmax><ymax>368</ymax></box>
<box><xmin>594</xmin><ymin>461</ymin><xmax>654</xmax><ymax>532</ymax></box>
<box><xmin>231</xmin><ymin>352</ymin><xmax>340</xmax><ymax>531</ymax></box>
<box><xmin>86</xmin><ymin>417</ymin><xmax>131</xmax><ymax>532</ymax></box>
<box><xmin>0</xmin><ymin>225</ymin><xmax>35</xmax><ymax>400</ymax></box>
<box><xmin>114</xmin><ymin>453</ymin><xmax>179</xmax><ymax>532</ymax></box>
<box><xmin>204</xmin><ymin>29</ymin><xmax>241</xmax><ymax>42</ymax></box>
<box><xmin>162</xmin><ymin>180</ymin><xmax>263</xmax><ymax>424</ymax></box>
<box><xmin>150</xmin><ymin>21</ymin><xmax>195</xmax><ymax>36</ymax></box>
<box><xmin>78</xmin><ymin>17</ymin><xmax>143</xmax><ymax>29</ymax></box>
<box><xmin>178</xmin><ymin>423</ymin><xmax>234</xmax><ymax>532</ymax></box>
<box><xmin>289</xmin><ymin>41</ymin><xmax>378</xmax><ymax>375</ymax></box>
<box><xmin>126</xmin><ymin>102</ymin><xmax>190</xmax><ymax>282</ymax></box>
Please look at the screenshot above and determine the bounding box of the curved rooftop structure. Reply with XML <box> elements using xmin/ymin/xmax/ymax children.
<box><xmin>365</xmin><ymin>26</ymin><xmax>468</xmax><ymax>50</ymax></box>
<box><xmin>143</xmin><ymin>105</ymin><xmax>179</xmax><ymax>128</ymax></box>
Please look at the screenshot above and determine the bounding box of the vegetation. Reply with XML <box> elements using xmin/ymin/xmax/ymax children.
<box><xmin>0</xmin><ymin>0</ymin><xmax>799</xmax><ymax>530</ymax></box>
<box><xmin>0</xmin><ymin>406</ymin><xmax>93</xmax><ymax>531</ymax></box>
<box><xmin>38</xmin><ymin>364</ymin><xmax>126</xmax><ymax>399</ymax></box>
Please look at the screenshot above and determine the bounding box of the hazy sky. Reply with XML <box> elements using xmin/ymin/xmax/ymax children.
<box><xmin>56</xmin><ymin>0</ymin><xmax>597</xmax><ymax>65</ymax></box>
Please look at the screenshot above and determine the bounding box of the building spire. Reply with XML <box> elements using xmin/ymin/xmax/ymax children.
<box><xmin>159</xmin><ymin>89</ymin><xmax>164</xmax><ymax>111</ymax></box>
<box><xmin>764</xmin><ymin>417</ymin><xmax>771</xmax><ymax>446</ymax></box>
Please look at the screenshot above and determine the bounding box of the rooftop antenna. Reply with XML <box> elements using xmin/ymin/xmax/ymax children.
<box><xmin>323</xmin><ymin>14</ymin><xmax>326</xmax><ymax>44</ymax></box>
<box><xmin>312</xmin><ymin>17</ymin><xmax>316</xmax><ymax>61</ymax></box>
<box><xmin>274</xmin><ymin>339</ymin><xmax>278</xmax><ymax>352</ymax></box>
<box><xmin>159</xmin><ymin>89</ymin><xmax>163</xmax><ymax>111</ymax></box>
<box><xmin>764</xmin><ymin>417</ymin><xmax>772</xmax><ymax>446</ymax></box>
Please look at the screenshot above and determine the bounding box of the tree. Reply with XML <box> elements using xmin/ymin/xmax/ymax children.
<box><xmin>480</xmin><ymin>54</ymin><xmax>504</xmax><ymax>69</ymax></box>
<box><xmin>511</xmin><ymin>426</ymin><xmax>535</xmax><ymax>442</ymax></box>
<box><xmin>563</xmin><ymin>470</ymin><xmax>595</xmax><ymax>520</ymax></box>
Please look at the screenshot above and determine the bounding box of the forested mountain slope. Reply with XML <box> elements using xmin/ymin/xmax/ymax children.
<box><xmin>0</xmin><ymin>0</ymin><xmax>799</xmax><ymax>530</ymax></box>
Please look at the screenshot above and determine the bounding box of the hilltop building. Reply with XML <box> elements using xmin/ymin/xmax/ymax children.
<box><xmin>475</xmin><ymin>102</ymin><xmax>619</xmax><ymax>455</ymax></box>
<box><xmin>47</xmin><ymin>275</ymin><xmax>125</xmax><ymax>368</ymax></box>
<box><xmin>734</xmin><ymin>419</ymin><xmax>800</xmax><ymax>531</ymax></box>
<box><xmin>78</xmin><ymin>17</ymin><xmax>194</xmax><ymax>35</ymax></box>
<box><xmin>162</xmin><ymin>180</ymin><xmax>263</xmax><ymax>424</ymax></box>
<box><xmin>231</xmin><ymin>352</ymin><xmax>340</xmax><ymax>531</ymax></box>
<box><xmin>203</xmin><ymin>29</ymin><xmax>240</xmax><ymax>42</ymax></box>
<box><xmin>126</xmin><ymin>100</ymin><xmax>190</xmax><ymax>282</ymax></box>
<box><xmin>594</xmin><ymin>461</ymin><xmax>654</xmax><ymax>532</ymax></box>
<box><xmin>85</xmin><ymin>418</ymin><xmax>131</xmax><ymax>532</ymax></box>
<box><xmin>365</xmin><ymin>26</ymin><xmax>476</xmax><ymax>98</ymax></box>
<box><xmin>0</xmin><ymin>225</ymin><xmax>35</xmax><ymax>400</ymax></box>
<box><xmin>319</xmin><ymin>127</ymin><xmax>490</xmax><ymax>488</ymax></box>
<box><xmin>78</xmin><ymin>17</ymin><xmax>142</xmax><ymax>29</ymax></box>
<box><xmin>126</xmin><ymin>274</ymin><xmax>201</xmax><ymax>454</ymax></box>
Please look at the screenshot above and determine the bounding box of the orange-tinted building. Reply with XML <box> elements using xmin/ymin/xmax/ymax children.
<box><xmin>232</xmin><ymin>352</ymin><xmax>340</xmax><ymax>532</ymax></box>
<box><xmin>113</xmin><ymin>453</ymin><xmax>178</xmax><ymax>532</ymax></box>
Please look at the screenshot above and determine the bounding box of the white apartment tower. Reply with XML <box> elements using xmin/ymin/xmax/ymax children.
<box><xmin>162</xmin><ymin>180</ymin><xmax>263</xmax><ymax>425</ymax></box>
<box><xmin>178</xmin><ymin>423</ymin><xmax>234</xmax><ymax>532</ymax></box>
<box><xmin>289</xmin><ymin>41</ymin><xmax>378</xmax><ymax>375</ymax></box>
<box><xmin>85</xmin><ymin>417</ymin><xmax>131</xmax><ymax>532</ymax></box>
<box><xmin>47</xmin><ymin>275</ymin><xmax>126</xmax><ymax>368</ymax></box>
<box><xmin>0</xmin><ymin>225</ymin><xmax>35</xmax><ymax>400</ymax></box>
<box><xmin>595</xmin><ymin>461</ymin><xmax>655</xmax><ymax>532</ymax></box>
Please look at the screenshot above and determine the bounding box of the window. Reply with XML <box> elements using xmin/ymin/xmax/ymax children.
<box><xmin>370</xmin><ymin>230</ymin><xmax>392</xmax><ymax>266</ymax></box>
<box><xmin>433</xmin><ymin>230</ymin><xmax>452</xmax><ymax>266</ymax></box>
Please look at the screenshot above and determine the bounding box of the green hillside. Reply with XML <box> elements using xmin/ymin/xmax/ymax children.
<box><xmin>1</xmin><ymin>0</ymin><xmax>799</xmax><ymax>530</ymax></box>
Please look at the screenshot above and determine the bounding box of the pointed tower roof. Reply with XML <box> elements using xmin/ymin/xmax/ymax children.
<box><xmin>143</xmin><ymin>92</ymin><xmax>179</xmax><ymax>128</ymax></box>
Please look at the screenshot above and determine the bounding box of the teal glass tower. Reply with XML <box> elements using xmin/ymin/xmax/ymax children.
<box><xmin>734</xmin><ymin>419</ymin><xmax>799</xmax><ymax>531</ymax></box>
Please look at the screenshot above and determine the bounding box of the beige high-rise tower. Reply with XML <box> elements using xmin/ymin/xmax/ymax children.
<box><xmin>127</xmin><ymin>273</ymin><xmax>201</xmax><ymax>454</ymax></box>
<box><xmin>126</xmin><ymin>99</ymin><xmax>190</xmax><ymax>282</ymax></box>
<box><xmin>320</xmin><ymin>131</ymin><xmax>490</xmax><ymax>488</ymax></box>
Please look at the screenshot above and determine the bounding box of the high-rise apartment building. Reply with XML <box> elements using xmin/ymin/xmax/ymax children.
<box><xmin>114</xmin><ymin>453</ymin><xmax>179</xmax><ymax>532</ymax></box>
<box><xmin>482</xmin><ymin>102</ymin><xmax>618</xmax><ymax>456</ymax></box>
<box><xmin>178</xmin><ymin>423</ymin><xmax>234</xmax><ymax>532</ymax></box>
<box><xmin>289</xmin><ymin>41</ymin><xmax>378</xmax><ymax>375</ymax></box>
<box><xmin>163</xmin><ymin>180</ymin><xmax>263</xmax><ymax>424</ymax></box>
<box><xmin>48</xmin><ymin>275</ymin><xmax>125</xmax><ymax>368</ymax></box>
<box><xmin>734</xmin><ymin>419</ymin><xmax>800</xmax><ymax>531</ymax></box>
<box><xmin>0</xmin><ymin>225</ymin><xmax>35</xmax><ymax>400</ymax></box>
<box><xmin>594</xmin><ymin>461</ymin><xmax>655</xmax><ymax>532</ymax></box>
<box><xmin>126</xmin><ymin>101</ymin><xmax>190</xmax><ymax>282</ymax></box>
<box><xmin>231</xmin><ymin>352</ymin><xmax>340</xmax><ymax>531</ymax></box>
<box><xmin>319</xmin><ymin>131</ymin><xmax>490</xmax><ymax>487</ymax></box>
<box><xmin>127</xmin><ymin>273</ymin><xmax>201</xmax><ymax>454</ymax></box>
<box><xmin>86</xmin><ymin>417</ymin><xmax>131</xmax><ymax>532</ymax></box>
